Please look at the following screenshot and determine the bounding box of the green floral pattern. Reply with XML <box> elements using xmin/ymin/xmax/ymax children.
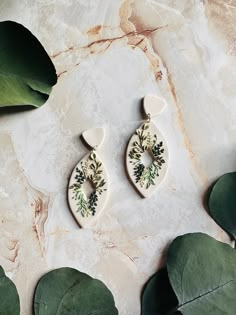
<box><xmin>128</xmin><ymin>122</ymin><xmax>165</xmax><ymax>189</ymax></box>
<box><xmin>70</xmin><ymin>151</ymin><xmax>106</xmax><ymax>217</ymax></box>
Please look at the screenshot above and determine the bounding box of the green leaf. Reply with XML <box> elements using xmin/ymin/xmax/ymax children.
<box><xmin>0</xmin><ymin>266</ymin><xmax>20</xmax><ymax>314</ymax></box>
<box><xmin>0</xmin><ymin>21</ymin><xmax>57</xmax><ymax>108</ymax></box>
<box><xmin>208</xmin><ymin>172</ymin><xmax>236</xmax><ymax>239</ymax></box>
<box><xmin>142</xmin><ymin>268</ymin><xmax>178</xmax><ymax>315</ymax></box>
<box><xmin>167</xmin><ymin>233</ymin><xmax>236</xmax><ymax>315</ymax></box>
<box><xmin>34</xmin><ymin>267</ymin><xmax>118</xmax><ymax>315</ymax></box>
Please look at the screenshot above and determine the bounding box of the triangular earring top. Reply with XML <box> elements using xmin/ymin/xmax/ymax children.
<box><xmin>143</xmin><ymin>95</ymin><xmax>166</xmax><ymax>118</ymax></box>
<box><xmin>82</xmin><ymin>127</ymin><xmax>105</xmax><ymax>149</ymax></box>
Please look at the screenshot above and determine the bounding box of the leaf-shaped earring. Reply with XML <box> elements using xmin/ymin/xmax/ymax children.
<box><xmin>68</xmin><ymin>128</ymin><xmax>109</xmax><ymax>228</ymax></box>
<box><xmin>126</xmin><ymin>95</ymin><xmax>168</xmax><ymax>198</ymax></box>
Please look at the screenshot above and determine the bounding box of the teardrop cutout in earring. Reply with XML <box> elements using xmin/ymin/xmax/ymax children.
<box><xmin>126</xmin><ymin>95</ymin><xmax>168</xmax><ymax>198</ymax></box>
<box><xmin>68</xmin><ymin>128</ymin><xmax>109</xmax><ymax>227</ymax></box>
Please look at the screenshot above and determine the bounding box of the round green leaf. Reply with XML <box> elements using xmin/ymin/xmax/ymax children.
<box><xmin>0</xmin><ymin>21</ymin><xmax>57</xmax><ymax>108</ymax></box>
<box><xmin>0</xmin><ymin>266</ymin><xmax>20</xmax><ymax>314</ymax></box>
<box><xmin>142</xmin><ymin>268</ymin><xmax>178</xmax><ymax>315</ymax></box>
<box><xmin>208</xmin><ymin>172</ymin><xmax>236</xmax><ymax>239</ymax></box>
<box><xmin>34</xmin><ymin>267</ymin><xmax>118</xmax><ymax>315</ymax></box>
<box><xmin>167</xmin><ymin>233</ymin><xmax>236</xmax><ymax>315</ymax></box>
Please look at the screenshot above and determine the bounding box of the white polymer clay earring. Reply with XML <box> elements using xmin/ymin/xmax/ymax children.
<box><xmin>126</xmin><ymin>95</ymin><xmax>168</xmax><ymax>198</ymax></box>
<box><xmin>68</xmin><ymin>128</ymin><xmax>109</xmax><ymax>228</ymax></box>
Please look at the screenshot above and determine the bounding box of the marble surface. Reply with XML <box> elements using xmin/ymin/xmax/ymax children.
<box><xmin>0</xmin><ymin>0</ymin><xmax>236</xmax><ymax>314</ymax></box>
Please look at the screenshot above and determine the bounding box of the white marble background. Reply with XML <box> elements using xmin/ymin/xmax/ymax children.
<box><xmin>0</xmin><ymin>0</ymin><xmax>236</xmax><ymax>314</ymax></box>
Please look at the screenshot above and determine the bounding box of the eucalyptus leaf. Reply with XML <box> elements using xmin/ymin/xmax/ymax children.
<box><xmin>0</xmin><ymin>21</ymin><xmax>57</xmax><ymax>108</ymax></box>
<box><xmin>142</xmin><ymin>268</ymin><xmax>178</xmax><ymax>315</ymax></box>
<box><xmin>208</xmin><ymin>172</ymin><xmax>236</xmax><ymax>239</ymax></box>
<box><xmin>34</xmin><ymin>267</ymin><xmax>118</xmax><ymax>315</ymax></box>
<box><xmin>0</xmin><ymin>266</ymin><xmax>20</xmax><ymax>314</ymax></box>
<box><xmin>167</xmin><ymin>233</ymin><xmax>236</xmax><ymax>315</ymax></box>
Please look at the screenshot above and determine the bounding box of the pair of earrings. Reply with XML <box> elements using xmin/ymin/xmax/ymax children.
<box><xmin>68</xmin><ymin>95</ymin><xmax>168</xmax><ymax>227</ymax></box>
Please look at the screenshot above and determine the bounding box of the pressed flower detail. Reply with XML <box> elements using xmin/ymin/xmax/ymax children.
<box><xmin>128</xmin><ymin>122</ymin><xmax>165</xmax><ymax>189</ymax></box>
<box><xmin>70</xmin><ymin>151</ymin><xmax>107</xmax><ymax>217</ymax></box>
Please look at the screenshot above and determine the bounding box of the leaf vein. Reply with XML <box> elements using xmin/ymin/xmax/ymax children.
<box><xmin>179</xmin><ymin>279</ymin><xmax>235</xmax><ymax>310</ymax></box>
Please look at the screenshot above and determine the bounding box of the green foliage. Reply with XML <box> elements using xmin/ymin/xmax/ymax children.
<box><xmin>142</xmin><ymin>233</ymin><xmax>236</xmax><ymax>315</ymax></box>
<box><xmin>70</xmin><ymin>152</ymin><xmax>106</xmax><ymax>217</ymax></box>
<box><xmin>34</xmin><ymin>267</ymin><xmax>118</xmax><ymax>315</ymax></box>
<box><xmin>129</xmin><ymin>122</ymin><xmax>165</xmax><ymax>189</ymax></box>
<box><xmin>0</xmin><ymin>266</ymin><xmax>20</xmax><ymax>315</ymax></box>
<box><xmin>75</xmin><ymin>167</ymin><xmax>86</xmax><ymax>184</ymax></box>
<box><xmin>134</xmin><ymin>163</ymin><xmax>145</xmax><ymax>183</ymax></box>
<box><xmin>0</xmin><ymin>21</ymin><xmax>57</xmax><ymax>108</ymax></box>
<box><xmin>152</xmin><ymin>142</ymin><xmax>165</xmax><ymax>167</ymax></box>
<box><xmin>140</xmin><ymin>161</ymin><xmax>160</xmax><ymax>189</ymax></box>
<box><xmin>70</xmin><ymin>183</ymin><xmax>88</xmax><ymax>217</ymax></box>
<box><xmin>142</xmin><ymin>268</ymin><xmax>178</xmax><ymax>315</ymax></box>
<box><xmin>208</xmin><ymin>172</ymin><xmax>236</xmax><ymax>239</ymax></box>
<box><xmin>88</xmin><ymin>152</ymin><xmax>106</xmax><ymax>193</ymax></box>
<box><xmin>168</xmin><ymin>233</ymin><xmax>236</xmax><ymax>314</ymax></box>
<box><xmin>89</xmin><ymin>191</ymin><xmax>98</xmax><ymax>215</ymax></box>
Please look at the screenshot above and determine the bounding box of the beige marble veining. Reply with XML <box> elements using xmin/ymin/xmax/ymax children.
<box><xmin>0</xmin><ymin>1</ymin><xmax>236</xmax><ymax>314</ymax></box>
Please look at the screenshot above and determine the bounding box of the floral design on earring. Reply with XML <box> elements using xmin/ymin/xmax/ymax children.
<box><xmin>126</xmin><ymin>95</ymin><xmax>168</xmax><ymax>198</ymax></box>
<box><xmin>68</xmin><ymin>128</ymin><xmax>109</xmax><ymax>227</ymax></box>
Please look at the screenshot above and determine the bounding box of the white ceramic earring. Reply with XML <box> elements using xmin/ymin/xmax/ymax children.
<box><xmin>68</xmin><ymin>128</ymin><xmax>109</xmax><ymax>228</ymax></box>
<box><xmin>126</xmin><ymin>95</ymin><xmax>168</xmax><ymax>197</ymax></box>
